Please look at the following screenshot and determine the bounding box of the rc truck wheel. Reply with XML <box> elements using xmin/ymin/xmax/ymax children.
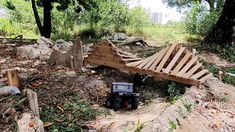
<box><xmin>105</xmin><ymin>99</ymin><xmax>112</xmax><ymax>108</ymax></box>
<box><xmin>114</xmin><ymin>101</ymin><xmax>121</xmax><ymax>111</ymax></box>
<box><xmin>131</xmin><ymin>96</ymin><xmax>139</xmax><ymax>110</ymax></box>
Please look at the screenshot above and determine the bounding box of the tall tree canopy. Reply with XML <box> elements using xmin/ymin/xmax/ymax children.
<box><xmin>163</xmin><ymin>0</ymin><xmax>225</xmax><ymax>12</ymax></box>
<box><xmin>31</xmin><ymin>0</ymin><xmax>96</xmax><ymax>38</ymax></box>
<box><xmin>203</xmin><ymin>0</ymin><xmax>235</xmax><ymax>46</ymax></box>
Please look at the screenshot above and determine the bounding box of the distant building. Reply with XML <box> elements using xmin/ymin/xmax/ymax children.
<box><xmin>151</xmin><ymin>12</ymin><xmax>163</xmax><ymax>24</ymax></box>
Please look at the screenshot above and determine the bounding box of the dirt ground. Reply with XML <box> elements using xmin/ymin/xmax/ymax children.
<box><xmin>1</xmin><ymin>42</ymin><xmax>235</xmax><ymax>132</ymax></box>
<box><xmin>86</xmin><ymin>79</ymin><xmax>235</xmax><ymax>132</ymax></box>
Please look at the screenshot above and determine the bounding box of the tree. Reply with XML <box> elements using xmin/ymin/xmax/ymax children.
<box><xmin>31</xmin><ymin>0</ymin><xmax>95</xmax><ymax>38</ymax></box>
<box><xmin>203</xmin><ymin>0</ymin><xmax>235</xmax><ymax>46</ymax></box>
<box><xmin>163</xmin><ymin>0</ymin><xmax>225</xmax><ymax>12</ymax></box>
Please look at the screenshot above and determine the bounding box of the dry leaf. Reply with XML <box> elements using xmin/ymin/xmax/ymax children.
<box><xmin>44</xmin><ymin>122</ymin><xmax>53</xmax><ymax>127</ymax></box>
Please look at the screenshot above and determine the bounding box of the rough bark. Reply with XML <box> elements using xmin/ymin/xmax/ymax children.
<box><xmin>42</xmin><ymin>0</ymin><xmax>52</xmax><ymax>38</ymax></box>
<box><xmin>203</xmin><ymin>0</ymin><xmax>235</xmax><ymax>46</ymax></box>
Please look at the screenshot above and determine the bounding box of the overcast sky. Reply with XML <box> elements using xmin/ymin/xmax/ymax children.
<box><xmin>128</xmin><ymin>0</ymin><xmax>183</xmax><ymax>23</ymax></box>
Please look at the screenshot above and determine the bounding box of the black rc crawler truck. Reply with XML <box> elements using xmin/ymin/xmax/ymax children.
<box><xmin>105</xmin><ymin>82</ymin><xmax>140</xmax><ymax>111</ymax></box>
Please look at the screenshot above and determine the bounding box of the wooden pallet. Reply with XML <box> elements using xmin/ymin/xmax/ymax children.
<box><xmin>84</xmin><ymin>40</ymin><xmax>213</xmax><ymax>86</ymax></box>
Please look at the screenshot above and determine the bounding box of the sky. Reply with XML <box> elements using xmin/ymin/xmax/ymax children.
<box><xmin>128</xmin><ymin>0</ymin><xmax>184</xmax><ymax>23</ymax></box>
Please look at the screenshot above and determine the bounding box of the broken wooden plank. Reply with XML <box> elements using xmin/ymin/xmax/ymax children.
<box><xmin>156</xmin><ymin>44</ymin><xmax>177</xmax><ymax>72</ymax></box>
<box><xmin>7</xmin><ymin>69</ymin><xmax>20</xmax><ymax>88</ymax></box>
<box><xmin>126</xmin><ymin>60</ymin><xmax>143</xmax><ymax>67</ymax></box>
<box><xmin>122</xmin><ymin>58</ymin><xmax>142</xmax><ymax>62</ymax></box>
<box><xmin>143</xmin><ymin>52</ymin><xmax>160</xmax><ymax>69</ymax></box>
<box><xmin>154</xmin><ymin>73</ymin><xmax>201</xmax><ymax>86</ymax></box>
<box><xmin>26</xmin><ymin>89</ymin><xmax>40</xmax><ymax>118</ymax></box>
<box><xmin>190</xmin><ymin>69</ymin><xmax>209</xmax><ymax>80</ymax></box>
<box><xmin>163</xmin><ymin>47</ymin><xmax>185</xmax><ymax>73</ymax></box>
<box><xmin>171</xmin><ymin>52</ymin><xmax>192</xmax><ymax>75</ymax></box>
<box><xmin>184</xmin><ymin>63</ymin><xmax>202</xmax><ymax>78</ymax></box>
<box><xmin>137</xmin><ymin>56</ymin><xmax>154</xmax><ymax>68</ymax></box>
<box><xmin>149</xmin><ymin>46</ymin><xmax>170</xmax><ymax>71</ymax></box>
<box><xmin>199</xmin><ymin>73</ymin><xmax>213</xmax><ymax>82</ymax></box>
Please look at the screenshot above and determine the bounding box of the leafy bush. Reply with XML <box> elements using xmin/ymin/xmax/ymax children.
<box><xmin>128</xmin><ymin>6</ymin><xmax>150</xmax><ymax>36</ymax></box>
<box><xmin>80</xmin><ymin>0</ymin><xmax>130</xmax><ymax>34</ymax></box>
<box><xmin>51</xmin><ymin>4</ymin><xmax>78</xmax><ymax>40</ymax></box>
<box><xmin>167</xmin><ymin>82</ymin><xmax>185</xmax><ymax>104</ymax></box>
<box><xmin>0</xmin><ymin>0</ymin><xmax>39</xmax><ymax>38</ymax></box>
<box><xmin>184</xmin><ymin>1</ymin><xmax>221</xmax><ymax>36</ymax></box>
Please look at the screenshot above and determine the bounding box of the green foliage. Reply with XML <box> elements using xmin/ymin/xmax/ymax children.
<box><xmin>134</xmin><ymin>120</ymin><xmax>144</xmax><ymax>132</ymax></box>
<box><xmin>80</xmin><ymin>0</ymin><xmax>130</xmax><ymax>34</ymax></box>
<box><xmin>184</xmin><ymin>1</ymin><xmax>221</xmax><ymax>36</ymax></box>
<box><xmin>0</xmin><ymin>0</ymin><xmax>39</xmax><ymax>38</ymax></box>
<box><xmin>201</xmin><ymin>59</ymin><xmax>235</xmax><ymax>86</ymax></box>
<box><xmin>128</xmin><ymin>6</ymin><xmax>150</xmax><ymax>36</ymax></box>
<box><xmin>167</xmin><ymin>82</ymin><xmax>185</xmax><ymax>104</ymax></box>
<box><xmin>182</xmin><ymin>99</ymin><xmax>193</xmax><ymax>112</ymax></box>
<box><xmin>40</xmin><ymin>96</ymin><xmax>102</xmax><ymax>131</ymax></box>
<box><xmin>168</xmin><ymin>119</ymin><xmax>177</xmax><ymax>131</ymax></box>
<box><xmin>51</xmin><ymin>3</ymin><xmax>78</xmax><ymax>40</ymax></box>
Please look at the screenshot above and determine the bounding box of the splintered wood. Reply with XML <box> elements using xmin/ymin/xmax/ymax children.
<box><xmin>85</xmin><ymin>40</ymin><xmax>212</xmax><ymax>86</ymax></box>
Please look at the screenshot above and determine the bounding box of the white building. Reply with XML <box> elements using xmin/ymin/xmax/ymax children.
<box><xmin>129</xmin><ymin>0</ymin><xmax>183</xmax><ymax>24</ymax></box>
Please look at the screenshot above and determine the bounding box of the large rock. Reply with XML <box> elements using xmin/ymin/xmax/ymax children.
<box><xmin>56</xmin><ymin>39</ymin><xmax>73</xmax><ymax>51</ymax></box>
<box><xmin>48</xmin><ymin>38</ymin><xmax>83</xmax><ymax>71</ymax></box>
<box><xmin>108</xmin><ymin>33</ymin><xmax>128</xmax><ymax>41</ymax></box>
<box><xmin>17</xmin><ymin>37</ymin><xmax>56</xmax><ymax>60</ymax></box>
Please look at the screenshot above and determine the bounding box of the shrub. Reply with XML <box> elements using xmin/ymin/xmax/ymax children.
<box><xmin>184</xmin><ymin>1</ymin><xmax>221</xmax><ymax>37</ymax></box>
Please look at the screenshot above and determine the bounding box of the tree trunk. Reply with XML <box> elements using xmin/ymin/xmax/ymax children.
<box><xmin>203</xmin><ymin>0</ymin><xmax>235</xmax><ymax>46</ymax></box>
<box><xmin>42</xmin><ymin>0</ymin><xmax>52</xmax><ymax>38</ymax></box>
<box><xmin>31</xmin><ymin>0</ymin><xmax>43</xmax><ymax>36</ymax></box>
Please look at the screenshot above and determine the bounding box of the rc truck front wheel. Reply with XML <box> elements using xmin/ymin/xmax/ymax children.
<box><xmin>131</xmin><ymin>96</ymin><xmax>139</xmax><ymax>110</ymax></box>
<box><xmin>114</xmin><ymin>101</ymin><xmax>121</xmax><ymax>111</ymax></box>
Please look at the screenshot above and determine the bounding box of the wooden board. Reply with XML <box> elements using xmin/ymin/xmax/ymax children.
<box><xmin>199</xmin><ymin>73</ymin><xmax>213</xmax><ymax>82</ymax></box>
<box><xmin>163</xmin><ymin>47</ymin><xmax>185</xmax><ymax>73</ymax></box>
<box><xmin>137</xmin><ymin>56</ymin><xmax>153</xmax><ymax>68</ymax></box>
<box><xmin>149</xmin><ymin>47</ymin><xmax>169</xmax><ymax>71</ymax></box>
<box><xmin>184</xmin><ymin>63</ymin><xmax>202</xmax><ymax>78</ymax></box>
<box><xmin>190</xmin><ymin>69</ymin><xmax>208</xmax><ymax>80</ymax></box>
<box><xmin>156</xmin><ymin>44</ymin><xmax>177</xmax><ymax>72</ymax></box>
<box><xmin>177</xmin><ymin>57</ymin><xmax>198</xmax><ymax>77</ymax></box>
<box><xmin>171</xmin><ymin>52</ymin><xmax>192</xmax><ymax>75</ymax></box>
<box><xmin>143</xmin><ymin>52</ymin><xmax>160</xmax><ymax>69</ymax></box>
<box><xmin>85</xmin><ymin>41</ymin><xmax>212</xmax><ymax>86</ymax></box>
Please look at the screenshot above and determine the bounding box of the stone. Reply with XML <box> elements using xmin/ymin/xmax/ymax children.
<box><xmin>113</xmin><ymin>33</ymin><xmax>128</xmax><ymax>40</ymax></box>
<box><xmin>17</xmin><ymin>37</ymin><xmax>56</xmax><ymax>60</ymax></box>
<box><xmin>56</xmin><ymin>39</ymin><xmax>73</xmax><ymax>51</ymax></box>
<box><xmin>83</xmin><ymin>44</ymin><xmax>92</xmax><ymax>54</ymax></box>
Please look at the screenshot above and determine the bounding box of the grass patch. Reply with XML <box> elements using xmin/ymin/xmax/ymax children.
<box><xmin>182</xmin><ymin>99</ymin><xmax>193</xmax><ymax>113</ymax></box>
<box><xmin>126</xmin><ymin>23</ymin><xmax>193</xmax><ymax>45</ymax></box>
<box><xmin>134</xmin><ymin>120</ymin><xmax>144</xmax><ymax>132</ymax></box>
<box><xmin>168</xmin><ymin>119</ymin><xmax>177</xmax><ymax>131</ymax></box>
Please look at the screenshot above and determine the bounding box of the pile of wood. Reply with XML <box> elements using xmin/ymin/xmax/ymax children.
<box><xmin>85</xmin><ymin>40</ymin><xmax>213</xmax><ymax>86</ymax></box>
